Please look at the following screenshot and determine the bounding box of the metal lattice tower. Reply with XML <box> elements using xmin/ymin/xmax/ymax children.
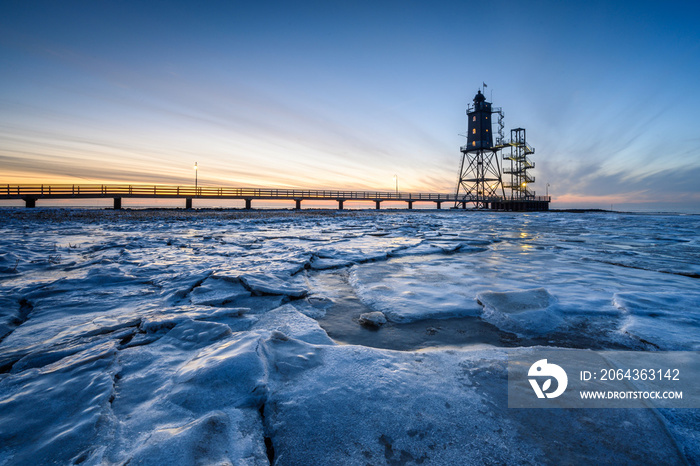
<box><xmin>454</xmin><ymin>90</ymin><xmax>505</xmax><ymax>209</ymax></box>
<box><xmin>503</xmin><ymin>128</ymin><xmax>536</xmax><ymax>200</ymax></box>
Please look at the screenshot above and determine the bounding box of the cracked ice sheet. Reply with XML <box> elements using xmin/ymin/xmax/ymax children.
<box><xmin>0</xmin><ymin>341</ymin><xmax>119</xmax><ymax>464</ymax></box>
<box><xmin>613</xmin><ymin>291</ymin><xmax>700</xmax><ymax>350</ymax></box>
<box><xmin>0</xmin><ymin>210</ymin><xmax>699</xmax><ymax>464</ymax></box>
<box><xmin>345</xmin><ymin>235</ymin><xmax>700</xmax><ymax>344</ymax></box>
<box><xmin>101</xmin><ymin>321</ymin><xmax>270</xmax><ymax>465</ymax></box>
<box><xmin>348</xmin><ymin>257</ymin><xmax>484</xmax><ymax>323</ymax></box>
<box><xmin>264</xmin><ymin>342</ymin><xmax>687</xmax><ymax>465</ymax></box>
<box><xmin>97</xmin><ymin>306</ymin><xmax>333</xmax><ymax>465</ymax></box>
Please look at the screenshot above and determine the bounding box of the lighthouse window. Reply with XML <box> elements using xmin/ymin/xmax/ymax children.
<box><xmin>472</xmin><ymin>141</ymin><xmax>476</xmax><ymax>146</ymax></box>
<box><xmin>472</xmin><ymin>116</ymin><xmax>476</xmax><ymax>122</ymax></box>
<box><xmin>472</xmin><ymin>128</ymin><xmax>476</xmax><ymax>134</ymax></box>
<box><xmin>486</xmin><ymin>129</ymin><xmax>489</xmax><ymax>132</ymax></box>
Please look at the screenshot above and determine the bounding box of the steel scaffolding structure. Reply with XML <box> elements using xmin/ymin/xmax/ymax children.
<box><xmin>454</xmin><ymin>147</ymin><xmax>504</xmax><ymax>209</ymax></box>
<box><xmin>503</xmin><ymin>128</ymin><xmax>536</xmax><ymax>200</ymax></box>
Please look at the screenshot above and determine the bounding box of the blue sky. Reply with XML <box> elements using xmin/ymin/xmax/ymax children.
<box><xmin>1</xmin><ymin>0</ymin><xmax>699</xmax><ymax>211</ymax></box>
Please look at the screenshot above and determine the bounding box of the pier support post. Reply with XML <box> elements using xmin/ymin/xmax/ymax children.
<box><xmin>25</xmin><ymin>198</ymin><xmax>36</xmax><ymax>208</ymax></box>
<box><xmin>375</xmin><ymin>200</ymin><xmax>381</xmax><ymax>210</ymax></box>
<box><xmin>406</xmin><ymin>201</ymin><xmax>413</xmax><ymax>210</ymax></box>
<box><xmin>113</xmin><ymin>198</ymin><xmax>122</xmax><ymax>210</ymax></box>
<box><xmin>461</xmin><ymin>201</ymin><xmax>467</xmax><ymax>209</ymax></box>
<box><xmin>295</xmin><ymin>199</ymin><xmax>301</xmax><ymax>210</ymax></box>
<box><xmin>435</xmin><ymin>201</ymin><xmax>442</xmax><ymax>210</ymax></box>
<box><xmin>245</xmin><ymin>199</ymin><xmax>252</xmax><ymax>210</ymax></box>
<box><xmin>338</xmin><ymin>200</ymin><xmax>344</xmax><ymax>210</ymax></box>
<box><xmin>185</xmin><ymin>198</ymin><xmax>193</xmax><ymax>209</ymax></box>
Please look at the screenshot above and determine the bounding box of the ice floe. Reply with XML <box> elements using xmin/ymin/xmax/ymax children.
<box><xmin>348</xmin><ymin>259</ymin><xmax>483</xmax><ymax>323</ymax></box>
<box><xmin>190</xmin><ymin>276</ymin><xmax>251</xmax><ymax>306</ymax></box>
<box><xmin>252</xmin><ymin>305</ymin><xmax>334</xmax><ymax>345</ymax></box>
<box><xmin>358</xmin><ymin>311</ymin><xmax>387</xmax><ymax>327</ymax></box>
<box><xmin>477</xmin><ymin>288</ymin><xmax>563</xmax><ymax>335</ymax></box>
<box><xmin>240</xmin><ymin>273</ymin><xmax>308</xmax><ymax>298</ymax></box>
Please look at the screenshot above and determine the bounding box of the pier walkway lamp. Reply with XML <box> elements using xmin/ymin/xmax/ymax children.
<box><xmin>393</xmin><ymin>174</ymin><xmax>398</xmax><ymax>196</ymax></box>
<box><xmin>194</xmin><ymin>162</ymin><xmax>198</xmax><ymax>188</ymax></box>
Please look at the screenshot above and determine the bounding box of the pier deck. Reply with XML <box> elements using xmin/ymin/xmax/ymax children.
<box><xmin>1</xmin><ymin>184</ymin><xmax>550</xmax><ymax>211</ymax></box>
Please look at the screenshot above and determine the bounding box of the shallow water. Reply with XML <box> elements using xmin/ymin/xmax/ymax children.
<box><xmin>309</xmin><ymin>269</ymin><xmax>510</xmax><ymax>350</ymax></box>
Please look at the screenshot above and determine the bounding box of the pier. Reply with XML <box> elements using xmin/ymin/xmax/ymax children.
<box><xmin>1</xmin><ymin>184</ymin><xmax>550</xmax><ymax>211</ymax></box>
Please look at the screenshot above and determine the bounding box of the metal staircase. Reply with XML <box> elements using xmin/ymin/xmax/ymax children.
<box><xmin>502</xmin><ymin>128</ymin><xmax>536</xmax><ymax>200</ymax></box>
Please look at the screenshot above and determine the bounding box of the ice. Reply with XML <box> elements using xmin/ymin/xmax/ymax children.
<box><xmin>308</xmin><ymin>255</ymin><xmax>355</xmax><ymax>270</ymax></box>
<box><xmin>0</xmin><ymin>296</ymin><xmax>25</xmax><ymax>341</ymax></box>
<box><xmin>389</xmin><ymin>241</ymin><xmax>447</xmax><ymax>257</ymax></box>
<box><xmin>613</xmin><ymin>292</ymin><xmax>700</xmax><ymax>350</ymax></box>
<box><xmin>264</xmin><ymin>343</ymin><xmax>685</xmax><ymax>464</ymax></box>
<box><xmin>0</xmin><ymin>209</ymin><xmax>698</xmax><ymax>464</ymax></box>
<box><xmin>477</xmin><ymin>288</ymin><xmax>563</xmax><ymax>335</ymax></box>
<box><xmin>119</xmin><ymin>410</ymin><xmax>266</xmax><ymax>466</ymax></box>
<box><xmin>348</xmin><ymin>258</ymin><xmax>483</xmax><ymax>323</ymax></box>
<box><xmin>190</xmin><ymin>276</ymin><xmax>251</xmax><ymax>306</ymax></box>
<box><xmin>0</xmin><ymin>252</ymin><xmax>19</xmax><ymax>273</ymax></box>
<box><xmin>252</xmin><ymin>304</ymin><xmax>334</xmax><ymax>345</ymax></box>
<box><xmin>477</xmin><ymin>287</ymin><xmax>554</xmax><ymax>313</ymax></box>
<box><xmin>0</xmin><ymin>341</ymin><xmax>118</xmax><ymax>465</ymax></box>
<box><xmin>240</xmin><ymin>273</ymin><xmax>308</xmax><ymax>298</ymax></box>
<box><xmin>162</xmin><ymin>271</ymin><xmax>215</xmax><ymax>304</ymax></box>
<box><xmin>358</xmin><ymin>311</ymin><xmax>387</xmax><ymax>327</ymax></box>
<box><xmin>169</xmin><ymin>331</ymin><xmax>265</xmax><ymax>409</ymax></box>
<box><xmin>162</xmin><ymin>319</ymin><xmax>234</xmax><ymax>350</ymax></box>
<box><xmin>100</xmin><ymin>329</ymin><xmax>270</xmax><ymax>464</ymax></box>
<box><xmin>9</xmin><ymin>327</ymin><xmax>134</xmax><ymax>373</ymax></box>
<box><xmin>139</xmin><ymin>314</ymin><xmax>183</xmax><ymax>334</ymax></box>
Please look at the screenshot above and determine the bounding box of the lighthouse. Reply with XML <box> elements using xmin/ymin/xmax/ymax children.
<box><xmin>467</xmin><ymin>90</ymin><xmax>493</xmax><ymax>150</ymax></box>
<box><xmin>454</xmin><ymin>90</ymin><xmax>504</xmax><ymax>209</ymax></box>
<box><xmin>454</xmin><ymin>87</ymin><xmax>549</xmax><ymax>211</ymax></box>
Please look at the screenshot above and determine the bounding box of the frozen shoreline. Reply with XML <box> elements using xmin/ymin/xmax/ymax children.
<box><xmin>1</xmin><ymin>210</ymin><xmax>698</xmax><ymax>464</ymax></box>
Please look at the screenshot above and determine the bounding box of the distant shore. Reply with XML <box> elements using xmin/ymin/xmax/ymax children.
<box><xmin>1</xmin><ymin>206</ymin><xmax>693</xmax><ymax>223</ymax></box>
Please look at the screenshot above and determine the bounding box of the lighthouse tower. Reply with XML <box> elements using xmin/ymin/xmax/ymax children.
<box><xmin>454</xmin><ymin>90</ymin><xmax>504</xmax><ymax>208</ymax></box>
